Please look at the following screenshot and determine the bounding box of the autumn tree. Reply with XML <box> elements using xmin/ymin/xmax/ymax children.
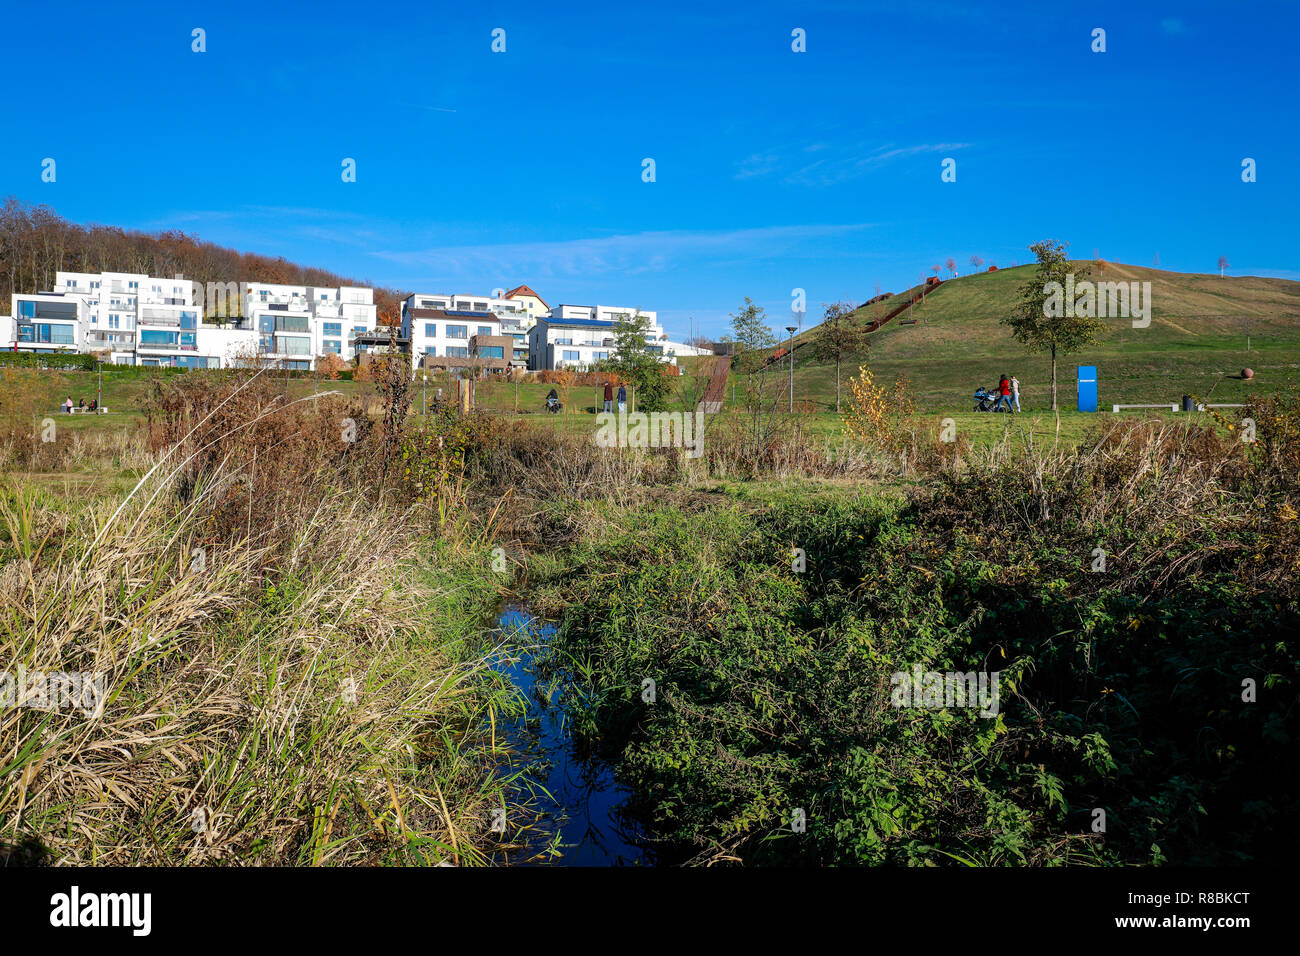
<box><xmin>969</xmin><ymin>255</ymin><xmax>983</xmax><ymax>271</ymax></box>
<box><xmin>813</xmin><ymin>299</ymin><xmax>871</xmax><ymax>413</ymax></box>
<box><xmin>1001</xmin><ymin>240</ymin><xmax>1107</xmax><ymax>411</ymax></box>
<box><xmin>945</xmin><ymin>257</ymin><xmax>956</xmax><ymax>277</ymax></box>
<box><xmin>1219</xmin><ymin>256</ymin><xmax>1230</xmax><ymax>277</ymax></box>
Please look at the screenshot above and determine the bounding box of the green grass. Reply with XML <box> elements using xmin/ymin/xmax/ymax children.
<box><xmin>780</xmin><ymin>263</ymin><xmax>1300</xmax><ymax>414</ymax></box>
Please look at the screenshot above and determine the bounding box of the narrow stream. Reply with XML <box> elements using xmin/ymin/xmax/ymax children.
<box><xmin>494</xmin><ymin>607</ymin><xmax>652</xmax><ymax>866</ymax></box>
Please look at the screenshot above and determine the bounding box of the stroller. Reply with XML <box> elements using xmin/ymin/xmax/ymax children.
<box><xmin>974</xmin><ymin>385</ymin><xmax>1012</xmax><ymax>412</ymax></box>
<box><xmin>545</xmin><ymin>390</ymin><xmax>562</xmax><ymax>414</ymax></box>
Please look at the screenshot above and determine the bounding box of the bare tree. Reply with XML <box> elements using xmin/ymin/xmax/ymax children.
<box><xmin>1219</xmin><ymin>255</ymin><xmax>1229</xmax><ymax>277</ymax></box>
<box><xmin>969</xmin><ymin>255</ymin><xmax>983</xmax><ymax>271</ymax></box>
<box><xmin>945</xmin><ymin>256</ymin><xmax>956</xmax><ymax>277</ymax></box>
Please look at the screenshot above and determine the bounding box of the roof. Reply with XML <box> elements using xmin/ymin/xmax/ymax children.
<box><xmin>503</xmin><ymin>285</ymin><xmax>548</xmax><ymax>308</ymax></box>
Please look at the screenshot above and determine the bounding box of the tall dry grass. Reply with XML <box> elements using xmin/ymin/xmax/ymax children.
<box><xmin>1</xmin><ymin>371</ymin><xmax>523</xmax><ymax>866</ymax></box>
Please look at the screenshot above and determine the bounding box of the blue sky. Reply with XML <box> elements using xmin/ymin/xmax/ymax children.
<box><xmin>4</xmin><ymin>0</ymin><xmax>1295</xmax><ymax>338</ymax></box>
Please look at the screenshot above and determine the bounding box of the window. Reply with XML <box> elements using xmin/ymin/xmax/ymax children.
<box><xmin>323</xmin><ymin>322</ymin><xmax>342</xmax><ymax>337</ymax></box>
<box><xmin>424</xmin><ymin>323</ymin><xmax>436</xmax><ymax>338</ymax></box>
<box><xmin>477</xmin><ymin>326</ymin><xmax>492</xmax><ymax>336</ymax></box>
<box><xmin>593</xmin><ymin>352</ymin><xmax>609</xmax><ymax>362</ymax></box>
<box><xmin>447</xmin><ymin>325</ymin><xmax>468</xmax><ymax>339</ymax></box>
<box><xmin>274</xmin><ymin>315</ymin><xmax>310</xmax><ymax>333</ymax></box>
<box><xmin>140</xmin><ymin>330</ymin><xmax>178</xmax><ymax>346</ymax></box>
<box><xmin>562</xmin><ymin>350</ymin><xmax>580</xmax><ymax>362</ymax></box>
<box><xmin>323</xmin><ymin>340</ymin><xmax>341</xmax><ymax>354</ymax></box>
<box><xmin>446</xmin><ymin>346</ymin><xmax>469</xmax><ymax>358</ymax></box>
<box><xmin>424</xmin><ymin>346</ymin><xmax>437</xmax><ymax>356</ymax></box>
<box><xmin>17</xmin><ymin>323</ymin><xmax>75</xmax><ymax>344</ymax></box>
<box><xmin>278</xmin><ymin>336</ymin><xmax>311</xmax><ymax>355</ymax></box>
<box><xmin>180</xmin><ymin>311</ymin><xmax>197</xmax><ymax>330</ymax></box>
<box><xmin>352</xmin><ymin>325</ymin><xmax>366</xmax><ymax>338</ymax></box>
<box><xmin>556</xmin><ymin>337</ymin><xmax>573</xmax><ymax>346</ymax></box>
<box><xmin>478</xmin><ymin>346</ymin><xmax>504</xmax><ymax>359</ymax></box>
<box><xmin>474</xmin><ymin>302</ymin><xmax>487</xmax><ymax>311</ymax></box>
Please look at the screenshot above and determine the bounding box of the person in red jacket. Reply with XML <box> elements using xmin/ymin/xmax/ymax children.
<box><xmin>603</xmin><ymin>380</ymin><xmax>614</xmax><ymax>413</ymax></box>
<box><xmin>996</xmin><ymin>374</ymin><xmax>1013</xmax><ymax>412</ymax></box>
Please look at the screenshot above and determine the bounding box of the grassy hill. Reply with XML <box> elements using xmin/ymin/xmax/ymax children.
<box><xmin>783</xmin><ymin>263</ymin><xmax>1300</xmax><ymax>413</ymax></box>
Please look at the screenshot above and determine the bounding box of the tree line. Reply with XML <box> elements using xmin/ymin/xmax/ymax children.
<box><xmin>0</xmin><ymin>197</ymin><xmax>404</xmax><ymax>323</ymax></box>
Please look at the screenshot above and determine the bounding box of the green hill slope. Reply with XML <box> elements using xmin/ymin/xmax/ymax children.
<box><xmin>786</xmin><ymin>263</ymin><xmax>1300</xmax><ymax>412</ymax></box>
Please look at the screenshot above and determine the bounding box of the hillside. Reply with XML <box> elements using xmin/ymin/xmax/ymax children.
<box><xmin>785</xmin><ymin>263</ymin><xmax>1300</xmax><ymax>412</ymax></box>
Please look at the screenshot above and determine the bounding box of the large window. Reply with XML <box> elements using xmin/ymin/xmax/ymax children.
<box><xmin>323</xmin><ymin>340</ymin><xmax>341</xmax><ymax>354</ymax></box>
<box><xmin>323</xmin><ymin>322</ymin><xmax>342</xmax><ymax>337</ymax></box>
<box><xmin>424</xmin><ymin>323</ymin><xmax>436</xmax><ymax>337</ymax></box>
<box><xmin>277</xmin><ymin>336</ymin><xmax>311</xmax><ymax>355</ymax></box>
<box><xmin>275</xmin><ymin>315</ymin><xmax>310</xmax><ymax>333</ymax></box>
<box><xmin>140</xmin><ymin>330</ymin><xmax>178</xmax><ymax>346</ymax></box>
<box><xmin>477</xmin><ymin>325</ymin><xmax>492</xmax><ymax>336</ymax></box>
<box><xmin>478</xmin><ymin>346</ymin><xmax>504</xmax><ymax>359</ymax></box>
<box><xmin>447</xmin><ymin>325</ymin><xmax>468</xmax><ymax>339</ymax></box>
<box><xmin>18</xmin><ymin>323</ymin><xmax>76</xmax><ymax>344</ymax></box>
<box><xmin>562</xmin><ymin>350</ymin><xmax>580</xmax><ymax>362</ymax></box>
<box><xmin>446</xmin><ymin>346</ymin><xmax>469</xmax><ymax>358</ymax></box>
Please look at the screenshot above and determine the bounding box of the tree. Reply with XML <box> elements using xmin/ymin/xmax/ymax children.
<box><xmin>1000</xmin><ymin>239</ymin><xmax>1107</xmax><ymax>411</ymax></box>
<box><xmin>813</xmin><ymin>299</ymin><xmax>871</xmax><ymax>413</ymax></box>
<box><xmin>729</xmin><ymin>297</ymin><xmax>777</xmax><ymax>441</ymax></box>
<box><xmin>1219</xmin><ymin>255</ymin><xmax>1230</xmax><ymax>277</ymax></box>
<box><xmin>969</xmin><ymin>255</ymin><xmax>983</xmax><ymax>271</ymax></box>
<box><xmin>316</xmin><ymin>352</ymin><xmax>345</xmax><ymax>380</ymax></box>
<box><xmin>609</xmin><ymin>311</ymin><xmax>670</xmax><ymax>411</ymax></box>
<box><xmin>945</xmin><ymin>257</ymin><xmax>956</xmax><ymax>277</ymax></box>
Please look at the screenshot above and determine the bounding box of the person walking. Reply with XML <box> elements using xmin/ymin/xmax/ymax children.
<box><xmin>616</xmin><ymin>384</ymin><xmax>627</xmax><ymax>414</ymax></box>
<box><xmin>603</xmin><ymin>380</ymin><xmax>614</xmax><ymax>413</ymax></box>
<box><xmin>63</xmin><ymin>396</ymin><xmax>74</xmax><ymax>414</ymax></box>
<box><xmin>996</xmin><ymin>374</ymin><xmax>1012</xmax><ymax>412</ymax></box>
<box><xmin>1010</xmin><ymin>375</ymin><xmax>1021</xmax><ymax>412</ymax></box>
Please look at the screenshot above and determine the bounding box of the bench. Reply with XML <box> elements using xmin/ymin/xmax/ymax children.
<box><xmin>63</xmin><ymin>407</ymin><xmax>109</xmax><ymax>415</ymax></box>
<box><xmin>1111</xmin><ymin>403</ymin><xmax>1178</xmax><ymax>413</ymax></box>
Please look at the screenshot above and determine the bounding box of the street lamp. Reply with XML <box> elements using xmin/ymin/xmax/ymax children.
<box><xmin>785</xmin><ymin>323</ymin><xmax>799</xmax><ymax>412</ymax></box>
<box><xmin>422</xmin><ymin>372</ymin><xmax>427</xmax><ymax>415</ymax></box>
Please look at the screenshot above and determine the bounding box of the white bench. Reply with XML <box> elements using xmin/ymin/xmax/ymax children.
<box><xmin>1112</xmin><ymin>403</ymin><xmax>1178</xmax><ymax>413</ymax></box>
<box><xmin>64</xmin><ymin>407</ymin><xmax>109</xmax><ymax>415</ymax></box>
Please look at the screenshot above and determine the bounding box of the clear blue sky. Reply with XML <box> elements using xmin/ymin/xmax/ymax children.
<box><xmin>4</xmin><ymin>0</ymin><xmax>1295</xmax><ymax>339</ymax></box>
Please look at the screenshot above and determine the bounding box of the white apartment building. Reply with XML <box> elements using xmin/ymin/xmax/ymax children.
<box><xmin>2</xmin><ymin>273</ymin><xmax>376</xmax><ymax>370</ymax></box>
<box><xmin>528</xmin><ymin>305</ymin><xmax>707</xmax><ymax>371</ymax></box>
<box><xmin>401</xmin><ymin>293</ymin><xmax>534</xmax><ymax>368</ymax></box>
<box><xmin>243</xmin><ymin>283</ymin><xmax>377</xmax><ymax>370</ymax></box>
<box><xmin>400</xmin><ymin>298</ymin><xmax>504</xmax><ymax>364</ymax></box>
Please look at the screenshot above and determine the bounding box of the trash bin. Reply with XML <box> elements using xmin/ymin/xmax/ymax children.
<box><xmin>1181</xmin><ymin>394</ymin><xmax>1193</xmax><ymax>412</ymax></box>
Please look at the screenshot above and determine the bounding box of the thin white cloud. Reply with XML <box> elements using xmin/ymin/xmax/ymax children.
<box><xmin>734</xmin><ymin>141</ymin><xmax>971</xmax><ymax>185</ymax></box>
<box><xmin>372</xmin><ymin>224</ymin><xmax>875</xmax><ymax>281</ymax></box>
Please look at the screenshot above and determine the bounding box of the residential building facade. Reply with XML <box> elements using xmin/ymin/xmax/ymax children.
<box><xmin>2</xmin><ymin>272</ymin><xmax>377</xmax><ymax>370</ymax></box>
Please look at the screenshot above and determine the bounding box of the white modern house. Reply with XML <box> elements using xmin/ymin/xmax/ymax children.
<box><xmin>243</xmin><ymin>283</ymin><xmax>377</xmax><ymax>370</ymax></box>
<box><xmin>528</xmin><ymin>305</ymin><xmax>708</xmax><ymax>371</ymax></box>
<box><xmin>2</xmin><ymin>272</ymin><xmax>376</xmax><ymax>370</ymax></box>
<box><xmin>401</xmin><ymin>291</ymin><xmax>532</xmax><ymax>367</ymax></box>
<box><xmin>400</xmin><ymin>299</ymin><xmax>504</xmax><ymax>367</ymax></box>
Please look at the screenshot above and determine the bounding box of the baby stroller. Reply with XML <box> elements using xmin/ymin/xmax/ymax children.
<box><xmin>545</xmin><ymin>390</ymin><xmax>562</xmax><ymax>414</ymax></box>
<box><xmin>973</xmin><ymin>386</ymin><xmax>998</xmax><ymax>412</ymax></box>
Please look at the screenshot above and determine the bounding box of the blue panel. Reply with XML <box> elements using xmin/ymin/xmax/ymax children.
<box><xmin>1077</xmin><ymin>365</ymin><xmax>1098</xmax><ymax>413</ymax></box>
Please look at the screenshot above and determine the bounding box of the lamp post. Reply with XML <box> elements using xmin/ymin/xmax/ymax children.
<box><xmin>422</xmin><ymin>373</ymin><xmax>427</xmax><ymax>415</ymax></box>
<box><xmin>785</xmin><ymin>324</ymin><xmax>799</xmax><ymax>412</ymax></box>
